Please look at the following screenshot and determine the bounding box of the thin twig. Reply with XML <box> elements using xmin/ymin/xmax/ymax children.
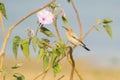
<box><xmin>57</xmin><ymin>75</ymin><xmax>65</xmax><ymax>80</ymax></box>
<box><xmin>0</xmin><ymin>12</ymin><xmax>5</xmax><ymax>39</ymax></box>
<box><xmin>53</xmin><ymin>18</ymin><xmax>62</xmax><ymax>41</ymax></box>
<box><xmin>32</xmin><ymin>65</ymin><xmax>50</xmax><ymax>80</ymax></box>
<box><xmin>74</xmin><ymin>68</ymin><xmax>83</xmax><ymax>80</ymax></box>
<box><xmin>41</xmin><ymin>69</ymin><xmax>48</xmax><ymax>80</ymax></box>
<box><xmin>82</xmin><ymin>22</ymin><xmax>102</xmax><ymax>40</ymax></box>
<box><xmin>71</xmin><ymin>0</ymin><xmax>83</xmax><ymax>39</ymax></box>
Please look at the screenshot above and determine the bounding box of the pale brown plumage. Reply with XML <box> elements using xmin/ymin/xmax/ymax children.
<box><xmin>63</xmin><ymin>26</ymin><xmax>90</xmax><ymax>51</ymax></box>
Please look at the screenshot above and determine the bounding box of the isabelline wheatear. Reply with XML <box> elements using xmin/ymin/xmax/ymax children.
<box><xmin>63</xmin><ymin>26</ymin><xmax>90</xmax><ymax>51</ymax></box>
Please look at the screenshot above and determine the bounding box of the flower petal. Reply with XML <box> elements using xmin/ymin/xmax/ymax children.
<box><xmin>37</xmin><ymin>9</ymin><xmax>54</xmax><ymax>25</ymax></box>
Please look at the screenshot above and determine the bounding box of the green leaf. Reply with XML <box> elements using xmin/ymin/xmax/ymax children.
<box><xmin>53</xmin><ymin>64</ymin><xmax>61</xmax><ymax>76</ymax></box>
<box><xmin>62</xmin><ymin>16</ymin><xmax>68</xmax><ymax>24</ymax></box>
<box><xmin>67</xmin><ymin>0</ymin><xmax>71</xmax><ymax>3</ymax></box>
<box><xmin>56</xmin><ymin>41</ymin><xmax>66</xmax><ymax>54</ymax></box>
<box><xmin>103</xmin><ymin>24</ymin><xmax>112</xmax><ymax>38</ymax></box>
<box><xmin>11</xmin><ymin>63</ymin><xmax>23</xmax><ymax>69</ymax></box>
<box><xmin>51</xmin><ymin>48</ymin><xmax>60</xmax><ymax>66</ymax></box>
<box><xmin>37</xmin><ymin>48</ymin><xmax>45</xmax><ymax>61</ymax></box>
<box><xmin>103</xmin><ymin>18</ymin><xmax>113</xmax><ymax>24</ymax></box>
<box><xmin>41</xmin><ymin>38</ymin><xmax>50</xmax><ymax>43</ymax></box>
<box><xmin>0</xmin><ymin>3</ymin><xmax>7</xmax><ymax>19</ymax></box>
<box><xmin>43</xmin><ymin>55</ymin><xmax>49</xmax><ymax>70</ymax></box>
<box><xmin>32</xmin><ymin>36</ymin><xmax>39</xmax><ymax>52</ymax></box>
<box><xmin>13</xmin><ymin>73</ymin><xmax>25</xmax><ymax>80</ymax></box>
<box><xmin>12</xmin><ymin>36</ymin><xmax>21</xmax><ymax>59</ymax></box>
<box><xmin>38</xmin><ymin>38</ymin><xmax>50</xmax><ymax>48</ymax></box>
<box><xmin>20</xmin><ymin>39</ymin><xmax>30</xmax><ymax>59</ymax></box>
<box><xmin>40</xmin><ymin>27</ymin><xmax>55</xmax><ymax>37</ymax></box>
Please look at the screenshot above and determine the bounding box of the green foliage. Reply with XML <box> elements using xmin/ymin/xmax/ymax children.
<box><xmin>62</xmin><ymin>16</ymin><xmax>68</xmax><ymax>24</ymax></box>
<box><xmin>56</xmin><ymin>41</ymin><xmax>66</xmax><ymax>54</ymax></box>
<box><xmin>37</xmin><ymin>48</ymin><xmax>45</xmax><ymax>61</ymax></box>
<box><xmin>51</xmin><ymin>41</ymin><xmax>66</xmax><ymax>68</ymax></box>
<box><xmin>32</xmin><ymin>36</ymin><xmax>39</xmax><ymax>52</ymax></box>
<box><xmin>11</xmin><ymin>63</ymin><xmax>23</xmax><ymax>69</ymax></box>
<box><xmin>103</xmin><ymin>24</ymin><xmax>112</xmax><ymax>38</ymax></box>
<box><xmin>38</xmin><ymin>38</ymin><xmax>50</xmax><ymax>48</ymax></box>
<box><xmin>40</xmin><ymin>27</ymin><xmax>55</xmax><ymax>37</ymax></box>
<box><xmin>13</xmin><ymin>73</ymin><xmax>25</xmax><ymax>80</ymax></box>
<box><xmin>0</xmin><ymin>2</ymin><xmax>7</xmax><ymax>19</ymax></box>
<box><xmin>51</xmin><ymin>42</ymin><xmax>65</xmax><ymax>76</ymax></box>
<box><xmin>43</xmin><ymin>55</ymin><xmax>49</xmax><ymax>70</ymax></box>
<box><xmin>53</xmin><ymin>64</ymin><xmax>61</xmax><ymax>76</ymax></box>
<box><xmin>12</xmin><ymin>36</ymin><xmax>21</xmax><ymax>59</ymax></box>
<box><xmin>20</xmin><ymin>39</ymin><xmax>30</xmax><ymax>59</ymax></box>
<box><xmin>103</xmin><ymin>18</ymin><xmax>113</xmax><ymax>24</ymax></box>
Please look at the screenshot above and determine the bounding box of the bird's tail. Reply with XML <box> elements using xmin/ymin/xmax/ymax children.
<box><xmin>83</xmin><ymin>46</ymin><xmax>90</xmax><ymax>51</ymax></box>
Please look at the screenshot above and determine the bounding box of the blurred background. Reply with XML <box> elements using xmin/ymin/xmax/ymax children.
<box><xmin>0</xmin><ymin>0</ymin><xmax>120</xmax><ymax>76</ymax></box>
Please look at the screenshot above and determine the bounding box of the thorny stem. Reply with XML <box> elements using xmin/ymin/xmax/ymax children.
<box><xmin>0</xmin><ymin>0</ymin><xmax>56</xmax><ymax>79</ymax></box>
<box><xmin>71</xmin><ymin>0</ymin><xmax>83</xmax><ymax>40</ymax></box>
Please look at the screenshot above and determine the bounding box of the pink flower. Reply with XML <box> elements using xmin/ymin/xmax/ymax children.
<box><xmin>37</xmin><ymin>9</ymin><xmax>54</xmax><ymax>25</ymax></box>
<box><xmin>61</xmin><ymin>9</ymin><xmax>66</xmax><ymax>17</ymax></box>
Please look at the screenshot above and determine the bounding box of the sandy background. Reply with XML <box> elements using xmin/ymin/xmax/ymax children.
<box><xmin>3</xmin><ymin>58</ymin><xmax>120</xmax><ymax>80</ymax></box>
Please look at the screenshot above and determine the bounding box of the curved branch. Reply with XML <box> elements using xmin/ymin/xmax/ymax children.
<box><xmin>53</xmin><ymin>18</ymin><xmax>62</xmax><ymax>41</ymax></box>
<box><xmin>66</xmin><ymin>46</ymin><xmax>75</xmax><ymax>80</ymax></box>
<box><xmin>65</xmin><ymin>46</ymin><xmax>83</xmax><ymax>80</ymax></box>
<box><xmin>71</xmin><ymin>0</ymin><xmax>83</xmax><ymax>39</ymax></box>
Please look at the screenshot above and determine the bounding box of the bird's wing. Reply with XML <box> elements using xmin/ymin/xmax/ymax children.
<box><xmin>71</xmin><ymin>33</ymin><xmax>86</xmax><ymax>46</ymax></box>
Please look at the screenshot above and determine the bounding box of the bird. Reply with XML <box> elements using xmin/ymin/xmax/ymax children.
<box><xmin>63</xmin><ymin>26</ymin><xmax>90</xmax><ymax>51</ymax></box>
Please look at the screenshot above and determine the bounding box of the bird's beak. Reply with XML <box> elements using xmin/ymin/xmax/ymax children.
<box><xmin>62</xmin><ymin>26</ymin><xmax>67</xmax><ymax>30</ymax></box>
